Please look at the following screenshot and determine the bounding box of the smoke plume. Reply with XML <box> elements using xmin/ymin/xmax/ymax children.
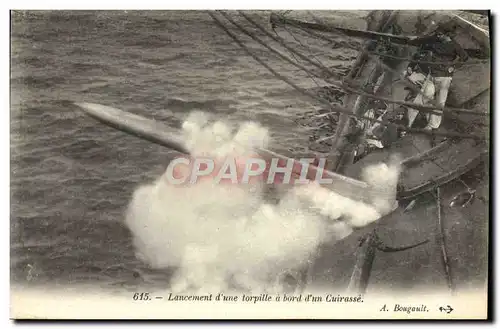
<box><xmin>125</xmin><ymin>111</ymin><xmax>401</xmax><ymax>293</ymax></box>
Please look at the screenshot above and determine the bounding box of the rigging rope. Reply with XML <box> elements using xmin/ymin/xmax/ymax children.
<box><xmin>239</xmin><ymin>11</ymin><xmax>488</xmax><ymax>117</ymax></box>
<box><xmin>208</xmin><ymin>11</ymin><xmax>487</xmax><ymax>141</ymax></box>
<box><xmin>293</xmin><ymin>20</ymin><xmax>488</xmax><ymax>66</ymax></box>
<box><xmin>280</xmin><ymin>24</ymin><xmax>329</xmax><ymax>90</ymax></box>
<box><xmin>278</xmin><ymin>13</ymin><xmax>490</xmax><ymax>111</ymax></box>
<box><xmin>237</xmin><ymin>11</ymin><xmax>344</xmax><ymax>81</ymax></box>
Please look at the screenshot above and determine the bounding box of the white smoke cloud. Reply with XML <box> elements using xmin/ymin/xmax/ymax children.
<box><xmin>125</xmin><ymin>112</ymin><xmax>401</xmax><ymax>294</ymax></box>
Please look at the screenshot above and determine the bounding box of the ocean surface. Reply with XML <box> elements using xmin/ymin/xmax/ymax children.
<box><xmin>10</xmin><ymin>10</ymin><xmax>368</xmax><ymax>291</ymax></box>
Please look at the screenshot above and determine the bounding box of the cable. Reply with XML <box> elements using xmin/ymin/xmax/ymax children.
<box><xmin>274</xmin><ymin>13</ymin><xmax>490</xmax><ymax>112</ymax></box>
<box><xmin>208</xmin><ymin>11</ymin><xmax>487</xmax><ymax>141</ymax></box>
<box><xmin>237</xmin><ymin>12</ymin><xmax>488</xmax><ymax>117</ymax></box>
<box><xmin>292</xmin><ymin>21</ymin><xmax>487</xmax><ymax>66</ymax></box>
<box><xmin>238</xmin><ymin>11</ymin><xmax>344</xmax><ymax>81</ymax></box>
<box><xmin>272</xmin><ymin>14</ymin><xmax>325</xmax><ymax>91</ymax></box>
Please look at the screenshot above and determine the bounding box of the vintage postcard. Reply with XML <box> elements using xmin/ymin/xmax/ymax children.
<box><xmin>10</xmin><ymin>9</ymin><xmax>490</xmax><ymax>320</ymax></box>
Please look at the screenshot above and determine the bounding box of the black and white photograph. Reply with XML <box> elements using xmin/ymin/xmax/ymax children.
<box><xmin>10</xmin><ymin>9</ymin><xmax>490</xmax><ymax>319</ymax></box>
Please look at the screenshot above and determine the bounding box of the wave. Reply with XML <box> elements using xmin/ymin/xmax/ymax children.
<box><xmin>165</xmin><ymin>97</ymin><xmax>238</xmax><ymax>112</ymax></box>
